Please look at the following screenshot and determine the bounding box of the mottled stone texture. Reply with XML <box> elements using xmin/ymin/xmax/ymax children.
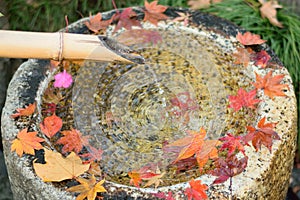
<box><xmin>1</xmin><ymin>7</ymin><xmax>297</xmax><ymax>200</ymax></box>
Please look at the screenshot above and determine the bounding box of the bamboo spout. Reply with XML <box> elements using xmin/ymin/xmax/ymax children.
<box><xmin>0</xmin><ymin>30</ymin><xmax>144</xmax><ymax>64</ymax></box>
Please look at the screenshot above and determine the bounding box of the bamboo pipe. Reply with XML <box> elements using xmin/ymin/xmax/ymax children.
<box><xmin>0</xmin><ymin>30</ymin><xmax>144</xmax><ymax>64</ymax></box>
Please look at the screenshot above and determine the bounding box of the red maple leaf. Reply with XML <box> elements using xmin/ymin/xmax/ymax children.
<box><xmin>56</xmin><ymin>128</ymin><xmax>90</xmax><ymax>154</ymax></box>
<box><xmin>112</xmin><ymin>7</ymin><xmax>142</xmax><ymax>33</ymax></box>
<box><xmin>128</xmin><ymin>165</ymin><xmax>159</xmax><ymax>187</ymax></box>
<box><xmin>40</xmin><ymin>113</ymin><xmax>62</xmax><ymax>138</ymax></box>
<box><xmin>232</xmin><ymin>47</ymin><xmax>254</xmax><ymax>67</ymax></box>
<box><xmin>228</xmin><ymin>88</ymin><xmax>260</xmax><ymax>111</ymax></box>
<box><xmin>117</xmin><ymin>29</ymin><xmax>162</xmax><ymax>46</ymax></box>
<box><xmin>11</xmin><ymin>102</ymin><xmax>36</xmax><ymax>118</ymax></box>
<box><xmin>211</xmin><ymin>154</ymin><xmax>248</xmax><ymax>184</ymax></box>
<box><xmin>184</xmin><ymin>179</ymin><xmax>208</xmax><ymax>200</ymax></box>
<box><xmin>84</xmin><ymin>12</ymin><xmax>112</xmax><ymax>33</ymax></box>
<box><xmin>253</xmin><ymin>50</ymin><xmax>271</xmax><ymax>68</ymax></box>
<box><xmin>236</xmin><ymin>32</ymin><xmax>266</xmax><ymax>45</ymax></box>
<box><xmin>167</xmin><ymin>128</ymin><xmax>206</xmax><ymax>162</ymax></box>
<box><xmin>245</xmin><ymin>117</ymin><xmax>280</xmax><ymax>152</ymax></box>
<box><xmin>219</xmin><ymin>133</ymin><xmax>248</xmax><ymax>156</ymax></box>
<box><xmin>144</xmin><ymin>0</ymin><xmax>169</xmax><ymax>26</ymax></box>
<box><xmin>153</xmin><ymin>191</ymin><xmax>175</xmax><ymax>200</ymax></box>
<box><xmin>252</xmin><ymin>70</ymin><xmax>289</xmax><ymax>99</ymax></box>
<box><xmin>80</xmin><ymin>146</ymin><xmax>103</xmax><ymax>163</ymax></box>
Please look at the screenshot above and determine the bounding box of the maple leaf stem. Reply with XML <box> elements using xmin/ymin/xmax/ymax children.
<box><xmin>111</xmin><ymin>0</ymin><xmax>119</xmax><ymax>14</ymax></box>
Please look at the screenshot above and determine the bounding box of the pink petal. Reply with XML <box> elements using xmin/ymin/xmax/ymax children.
<box><xmin>53</xmin><ymin>70</ymin><xmax>73</xmax><ymax>88</ymax></box>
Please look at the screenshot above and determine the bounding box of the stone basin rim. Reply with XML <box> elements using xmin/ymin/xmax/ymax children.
<box><xmin>1</xmin><ymin>6</ymin><xmax>297</xmax><ymax>200</ymax></box>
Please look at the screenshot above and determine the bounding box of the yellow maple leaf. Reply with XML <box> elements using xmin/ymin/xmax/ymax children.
<box><xmin>33</xmin><ymin>148</ymin><xmax>90</xmax><ymax>182</ymax></box>
<box><xmin>143</xmin><ymin>171</ymin><xmax>166</xmax><ymax>188</ymax></box>
<box><xmin>259</xmin><ymin>0</ymin><xmax>283</xmax><ymax>28</ymax></box>
<box><xmin>67</xmin><ymin>175</ymin><xmax>106</xmax><ymax>200</ymax></box>
<box><xmin>11</xmin><ymin>128</ymin><xmax>44</xmax><ymax>157</ymax></box>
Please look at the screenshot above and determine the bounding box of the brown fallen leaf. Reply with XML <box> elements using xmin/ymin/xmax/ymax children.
<box><xmin>188</xmin><ymin>0</ymin><xmax>222</xmax><ymax>9</ymax></box>
<box><xmin>33</xmin><ymin>148</ymin><xmax>90</xmax><ymax>182</ymax></box>
<box><xmin>259</xmin><ymin>0</ymin><xmax>283</xmax><ymax>28</ymax></box>
<box><xmin>67</xmin><ymin>175</ymin><xmax>106</xmax><ymax>200</ymax></box>
<box><xmin>232</xmin><ymin>47</ymin><xmax>254</xmax><ymax>67</ymax></box>
<box><xmin>85</xmin><ymin>12</ymin><xmax>112</xmax><ymax>33</ymax></box>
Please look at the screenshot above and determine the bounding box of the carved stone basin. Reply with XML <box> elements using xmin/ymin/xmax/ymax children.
<box><xmin>1</xmin><ymin>7</ymin><xmax>297</xmax><ymax>199</ymax></box>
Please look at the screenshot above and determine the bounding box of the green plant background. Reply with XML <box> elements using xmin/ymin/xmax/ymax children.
<box><xmin>4</xmin><ymin>0</ymin><xmax>299</xmax><ymax>148</ymax></box>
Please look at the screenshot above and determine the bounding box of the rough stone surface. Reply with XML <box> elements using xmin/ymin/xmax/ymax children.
<box><xmin>1</xmin><ymin>7</ymin><xmax>297</xmax><ymax>200</ymax></box>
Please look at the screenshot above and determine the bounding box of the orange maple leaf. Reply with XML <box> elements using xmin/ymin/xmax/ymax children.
<box><xmin>85</xmin><ymin>13</ymin><xmax>112</xmax><ymax>33</ymax></box>
<box><xmin>56</xmin><ymin>128</ymin><xmax>90</xmax><ymax>154</ymax></box>
<box><xmin>11</xmin><ymin>128</ymin><xmax>44</xmax><ymax>157</ymax></box>
<box><xmin>259</xmin><ymin>0</ymin><xmax>283</xmax><ymax>28</ymax></box>
<box><xmin>128</xmin><ymin>166</ymin><xmax>159</xmax><ymax>187</ymax></box>
<box><xmin>67</xmin><ymin>175</ymin><xmax>106</xmax><ymax>200</ymax></box>
<box><xmin>40</xmin><ymin>113</ymin><xmax>63</xmax><ymax>138</ymax></box>
<box><xmin>184</xmin><ymin>179</ymin><xmax>208</xmax><ymax>200</ymax></box>
<box><xmin>196</xmin><ymin>140</ymin><xmax>221</xmax><ymax>172</ymax></box>
<box><xmin>144</xmin><ymin>0</ymin><xmax>168</xmax><ymax>26</ymax></box>
<box><xmin>245</xmin><ymin>117</ymin><xmax>280</xmax><ymax>152</ymax></box>
<box><xmin>232</xmin><ymin>47</ymin><xmax>254</xmax><ymax>67</ymax></box>
<box><xmin>236</xmin><ymin>32</ymin><xmax>266</xmax><ymax>46</ymax></box>
<box><xmin>11</xmin><ymin>102</ymin><xmax>36</xmax><ymax>118</ymax></box>
<box><xmin>167</xmin><ymin>128</ymin><xmax>206</xmax><ymax>162</ymax></box>
<box><xmin>252</xmin><ymin>71</ymin><xmax>289</xmax><ymax>99</ymax></box>
<box><xmin>33</xmin><ymin>148</ymin><xmax>90</xmax><ymax>182</ymax></box>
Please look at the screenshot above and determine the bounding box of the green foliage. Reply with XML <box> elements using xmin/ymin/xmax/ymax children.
<box><xmin>203</xmin><ymin>0</ymin><xmax>300</xmax><ymax>149</ymax></box>
<box><xmin>5</xmin><ymin>0</ymin><xmax>187</xmax><ymax>32</ymax></box>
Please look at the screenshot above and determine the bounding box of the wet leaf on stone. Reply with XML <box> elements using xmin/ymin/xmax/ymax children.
<box><xmin>56</xmin><ymin>128</ymin><xmax>90</xmax><ymax>154</ymax></box>
<box><xmin>40</xmin><ymin>113</ymin><xmax>63</xmax><ymax>138</ymax></box>
<box><xmin>11</xmin><ymin>128</ymin><xmax>44</xmax><ymax>157</ymax></box>
<box><xmin>84</xmin><ymin>13</ymin><xmax>112</xmax><ymax>33</ymax></box>
<box><xmin>245</xmin><ymin>117</ymin><xmax>280</xmax><ymax>152</ymax></box>
<box><xmin>232</xmin><ymin>47</ymin><xmax>254</xmax><ymax>67</ymax></box>
<box><xmin>210</xmin><ymin>154</ymin><xmax>248</xmax><ymax>184</ymax></box>
<box><xmin>184</xmin><ymin>179</ymin><xmax>208</xmax><ymax>200</ymax></box>
<box><xmin>33</xmin><ymin>148</ymin><xmax>90</xmax><ymax>182</ymax></box>
<box><xmin>11</xmin><ymin>102</ymin><xmax>36</xmax><ymax>118</ymax></box>
<box><xmin>112</xmin><ymin>7</ymin><xmax>142</xmax><ymax>33</ymax></box>
<box><xmin>228</xmin><ymin>88</ymin><xmax>260</xmax><ymax>111</ymax></box>
<box><xmin>128</xmin><ymin>165</ymin><xmax>159</xmax><ymax>187</ymax></box>
<box><xmin>219</xmin><ymin>133</ymin><xmax>248</xmax><ymax>156</ymax></box>
<box><xmin>153</xmin><ymin>191</ymin><xmax>175</xmax><ymax>200</ymax></box>
<box><xmin>236</xmin><ymin>31</ymin><xmax>266</xmax><ymax>45</ymax></box>
<box><xmin>67</xmin><ymin>175</ymin><xmax>106</xmax><ymax>200</ymax></box>
<box><xmin>252</xmin><ymin>70</ymin><xmax>289</xmax><ymax>99</ymax></box>
<box><xmin>143</xmin><ymin>0</ymin><xmax>168</xmax><ymax>26</ymax></box>
<box><xmin>253</xmin><ymin>50</ymin><xmax>271</xmax><ymax>68</ymax></box>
